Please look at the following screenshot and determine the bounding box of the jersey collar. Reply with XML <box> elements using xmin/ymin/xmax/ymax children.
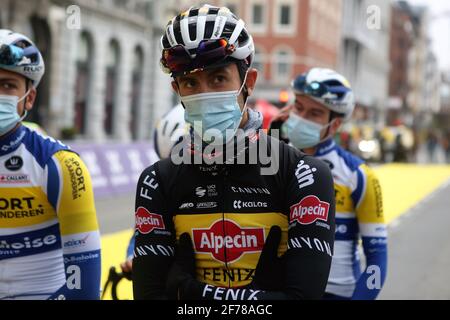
<box><xmin>0</xmin><ymin>125</ymin><xmax>26</xmax><ymax>156</ymax></box>
<box><xmin>314</xmin><ymin>138</ymin><xmax>336</xmax><ymax>157</ymax></box>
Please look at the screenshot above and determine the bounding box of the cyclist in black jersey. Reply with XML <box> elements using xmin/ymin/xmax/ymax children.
<box><xmin>132</xmin><ymin>4</ymin><xmax>336</xmax><ymax>300</ymax></box>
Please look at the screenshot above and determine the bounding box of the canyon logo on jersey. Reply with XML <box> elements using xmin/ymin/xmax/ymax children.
<box><xmin>192</xmin><ymin>220</ymin><xmax>265</xmax><ymax>263</ymax></box>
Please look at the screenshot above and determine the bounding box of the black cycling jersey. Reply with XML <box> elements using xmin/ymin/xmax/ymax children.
<box><xmin>132</xmin><ymin>132</ymin><xmax>335</xmax><ymax>300</ymax></box>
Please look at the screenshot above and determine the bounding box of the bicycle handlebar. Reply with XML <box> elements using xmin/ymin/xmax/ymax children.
<box><xmin>101</xmin><ymin>266</ymin><xmax>132</xmax><ymax>300</ymax></box>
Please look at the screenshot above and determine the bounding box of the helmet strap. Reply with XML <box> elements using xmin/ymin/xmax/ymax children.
<box><xmin>19</xmin><ymin>80</ymin><xmax>32</xmax><ymax>117</ymax></box>
<box><xmin>320</xmin><ymin>118</ymin><xmax>339</xmax><ymax>142</ymax></box>
<box><xmin>236</xmin><ymin>60</ymin><xmax>250</xmax><ymax>104</ymax></box>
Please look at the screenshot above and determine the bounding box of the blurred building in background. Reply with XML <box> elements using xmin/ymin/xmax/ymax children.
<box><xmin>168</xmin><ymin>0</ymin><xmax>343</xmax><ymax>106</ymax></box>
<box><xmin>388</xmin><ymin>1</ymin><xmax>415</xmax><ymax>125</ymax></box>
<box><xmin>245</xmin><ymin>0</ymin><xmax>343</xmax><ymax>105</ymax></box>
<box><xmin>406</xmin><ymin>4</ymin><xmax>441</xmax><ymax>130</ymax></box>
<box><xmin>0</xmin><ymin>0</ymin><xmax>446</xmax><ymax>145</ymax></box>
<box><xmin>438</xmin><ymin>71</ymin><xmax>450</xmax><ymax>128</ymax></box>
<box><xmin>0</xmin><ymin>0</ymin><xmax>175</xmax><ymax>141</ymax></box>
<box><xmin>388</xmin><ymin>1</ymin><xmax>441</xmax><ymax>130</ymax></box>
<box><xmin>338</xmin><ymin>0</ymin><xmax>391</xmax><ymax>127</ymax></box>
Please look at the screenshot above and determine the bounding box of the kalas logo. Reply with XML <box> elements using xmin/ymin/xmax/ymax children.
<box><xmin>192</xmin><ymin>220</ymin><xmax>264</xmax><ymax>263</ymax></box>
<box><xmin>290</xmin><ymin>195</ymin><xmax>330</xmax><ymax>225</ymax></box>
<box><xmin>135</xmin><ymin>207</ymin><xmax>165</xmax><ymax>234</ymax></box>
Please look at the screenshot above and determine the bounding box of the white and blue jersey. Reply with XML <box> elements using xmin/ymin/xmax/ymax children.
<box><xmin>315</xmin><ymin>139</ymin><xmax>387</xmax><ymax>300</ymax></box>
<box><xmin>0</xmin><ymin>125</ymin><xmax>101</xmax><ymax>299</ymax></box>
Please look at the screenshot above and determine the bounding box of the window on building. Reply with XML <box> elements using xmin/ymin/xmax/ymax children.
<box><xmin>274</xmin><ymin>50</ymin><xmax>291</xmax><ymax>81</ymax></box>
<box><xmin>130</xmin><ymin>46</ymin><xmax>144</xmax><ymax>140</ymax></box>
<box><xmin>104</xmin><ymin>39</ymin><xmax>120</xmax><ymax>137</ymax></box>
<box><xmin>274</xmin><ymin>1</ymin><xmax>296</xmax><ymax>34</ymax></box>
<box><xmin>252</xmin><ymin>4</ymin><xmax>263</xmax><ymax>25</ymax></box>
<box><xmin>280</xmin><ymin>4</ymin><xmax>291</xmax><ymax>26</ymax></box>
<box><xmin>354</xmin><ymin>0</ymin><xmax>363</xmax><ymax>26</ymax></box>
<box><xmin>74</xmin><ymin>32</ymin><xmax>92</xmax><ymax>135</ymax></box>
<box><xmin>343</xmin><ymin>39</ymin><xmax>359</xmax><ymax>84</ymax></box>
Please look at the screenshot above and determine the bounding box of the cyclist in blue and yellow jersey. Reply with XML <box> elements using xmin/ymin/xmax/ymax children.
<box><xmin>0</xmin><ymin>29</ymin><xmax>101</xmax><ymax>300</ymax></box>
<box><xmin>269</xmin><ymin>68</ymin><xmax>388</xmax><ymax>300</ymax></box>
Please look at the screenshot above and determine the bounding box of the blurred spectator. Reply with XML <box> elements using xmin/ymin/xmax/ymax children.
<box><xmin>443</xmin><ymin>131</ymin><xmax>450</xmax><ymax>164</ymax></box>
<box><xmin>393</xmin><ymin>133</ymin><xmax>408</xmax><ymax>162</ymax></box>
<box><xmin>377</xmin><ymin>130</ymin><xmax>387</xmax><ymax>163</ymax></box>
<box><xmin>426</xmin><ymin>130</ymin><xmax>439</xmax><ymax>163</ymax></box>
<box><xmin>410</xmin><ymin>129</ymin><xmax>420</xmax><ymax>163</ymax></box>
<box><xmin>335</xmin><ymin>131</ymin><xmax>351</xmax><ymax>151</ymax></box>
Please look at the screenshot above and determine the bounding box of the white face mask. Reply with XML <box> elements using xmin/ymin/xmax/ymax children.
<box><xmin>283</xmin><ymin>113</ymin><xmax>335</xmax><ymax>149</ymax></box>
<box><xmin>181</xmin><ymin>72</ymin><xmax>248</xmax><ymax>145</ymax></box>
<box><xmin>0</xmin><ymin>90</ymin><xmax>30</xmax><ymax>136</ymax></box>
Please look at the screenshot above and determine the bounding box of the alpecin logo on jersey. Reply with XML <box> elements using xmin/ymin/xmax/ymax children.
<box><xmin>192</xmin><ymin>220</ymin><xmax>265</xmax><ymax>263</ymax></box>
<box><xmin>135</xmin><ymin>207</ymin><xmax>165</xmax><ymax>234</ymax></box>
<box><xmin>290</xmin><ymin>195</ymin><xmax>330</xmax><ymax>225</ymax></box>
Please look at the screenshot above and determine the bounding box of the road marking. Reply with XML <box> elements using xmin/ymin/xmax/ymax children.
<box><xmin>386</xmin><ymin>176</ymin><xmax>450</xmax><ymax>230</ymax></box>
<box><xmin>373</xmin><ymin>164</ymin><xmax>450</xmax><ymax>224</ymax></box>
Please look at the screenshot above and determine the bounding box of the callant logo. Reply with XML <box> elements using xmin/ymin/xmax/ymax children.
<box><xmin>290</xmin><ymin>195</ymin><xmax>330</xmax><ymax>225</ymax></box>
<box><xmin>192</xmin><ymin>220</ymin><xmax>264</xmax><ymax>263</ymax></box>
<box><xmin>135</xmin><ymin>207</ymin><xmax>165</xmax><ymax>234</ymax></box>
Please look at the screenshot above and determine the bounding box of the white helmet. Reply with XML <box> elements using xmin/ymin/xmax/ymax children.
<box><xmin>291</xmin><ymin>68</ymin><xmax>355</xmax><ymax>121</ymax></box>
<box><xmin>153</xmin><ymin>104</ymin><xmax>188</xmax><ymax>159</ymax></box>
<box><xmin>160</xmin><ymin>4</ymin><xmax>254</xmax><ymax>77</ymax></box>
<box><xmin>0</xmin><ymin>29</ymin><xmax>45</xmax><ymax>88</ymax></box>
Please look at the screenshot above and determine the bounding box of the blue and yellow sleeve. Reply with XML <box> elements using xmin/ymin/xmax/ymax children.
<box><xmin>46</xmin><ymin>150</ymin><xmax>101</xmax><ymax>300</ymax></box>
<box><xmin>352</xmin><ymin>164</ymin><xmax>387</xmax><ymax>300</ymax></box>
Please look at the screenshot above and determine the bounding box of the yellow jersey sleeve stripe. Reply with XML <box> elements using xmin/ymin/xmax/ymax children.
<box><xmin>356</xmin><ymin>164</ymin><xmax>385</xmax><ymax>224</ymax></box>
<box><xmin>51</xmin><ymin>151</ymin><xmax>99</xmax><ymax>235</ymax></box>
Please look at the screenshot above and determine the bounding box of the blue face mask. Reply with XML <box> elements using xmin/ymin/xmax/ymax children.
<box><xmin>0</xmin><ymin>93</ymin><xmax>28</xmax><ymax>136</ymax></box>
<box><xmin>181</xmin><ymin>77</ymin><xmax>248</xmax><ymax>145</ymax></box>
<box><xmin>283</xmin><ymin>113</ymin><xmax>333</xmax><ymax>149</ymax></box>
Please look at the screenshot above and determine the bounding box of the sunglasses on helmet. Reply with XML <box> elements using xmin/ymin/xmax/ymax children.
<box><xmin>161</xmin><ymin>38</ymin><xmax>236</xmax><ymax>76</ymax></box>
<box><xmin>292</xmin><ymin>77</ymin><xmax>330</xmax><ymax>98</ymax></box>
<box><xmin>0</xmin><ymin>44</ymin><xmax>25</xmax><ymax>66</ymax></box>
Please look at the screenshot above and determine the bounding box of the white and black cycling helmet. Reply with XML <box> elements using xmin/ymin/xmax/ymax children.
<box><xmin>291</xmin><ymin>68</ymin><xmax>355</xmax><ymax>121</ymax></box>
<box><xmin>0</xmin><ymin>29</ymin><xmax>45</xmax><ymax>88</ymax></box>
<box><xmin>153</xmin><ymin>104</ymin><xmax>188</xmax><ymax>159</ymax></box>
<box><xmin>160</xmin><ymin>4</ymin><xmax>255</xmax><ymax>77</ymax></box>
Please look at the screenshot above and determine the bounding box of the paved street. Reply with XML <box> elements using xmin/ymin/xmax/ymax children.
<box><xmin>96</xmin><ymin>193</ymin><xmax>135</xmax><ymax>235</ymax></box>
<box><xmin>379</xmin><ymin>179</ymin><xmax>450</xmax><ymax>299</ymax></box>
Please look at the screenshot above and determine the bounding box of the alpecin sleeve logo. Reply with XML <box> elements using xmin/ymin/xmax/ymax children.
<box><xmin>192</xmin><ymin>219</ymin><xmax>265</xmax><ymax>263</ymax></box>
<box><xmin>135</xmin><ymin>207</ymin><xmax>165</xmax><ymax>234</ymax></box>
<box><xmin>290</xmin><ymin>195</ymin><xmax>330</xmax><ymax>225</ymax></box>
